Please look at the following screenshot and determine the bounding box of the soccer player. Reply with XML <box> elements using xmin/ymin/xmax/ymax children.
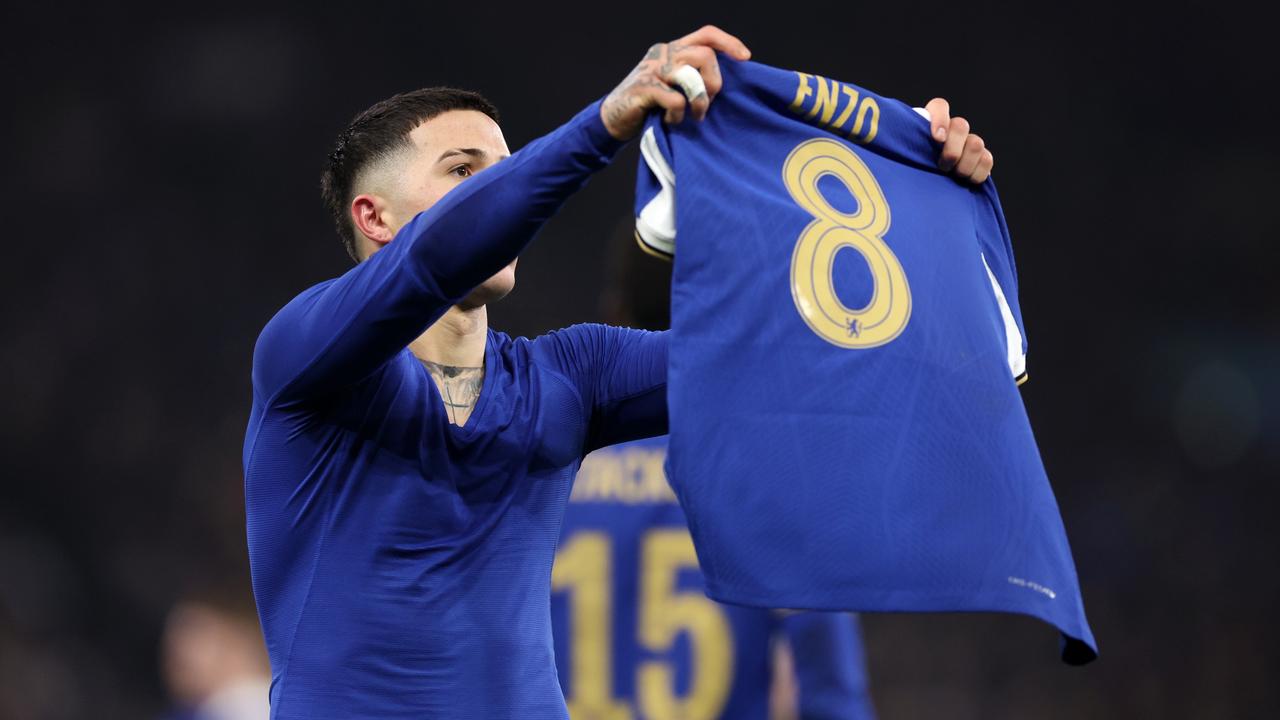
<box><xmin>244</xmin><ymin>25</ymin><xmax>994</xmax><ymax>718</ymax></box>
<box><xmin>555</xmin><ymin>437</ymin><xmax>877</xmax><ymax>720</ymax></box>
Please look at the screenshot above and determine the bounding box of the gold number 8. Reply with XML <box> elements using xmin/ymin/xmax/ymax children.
<box><xmin>783</xmin><ymin>138</ymin><xmax>911</xmax><ymax>348</ymax></box>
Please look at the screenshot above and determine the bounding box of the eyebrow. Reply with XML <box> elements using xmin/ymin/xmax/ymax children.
<box><xmin>436</xmin><ymin>148</ymin><xmax>509</xmax><ymax>163</ymax></box>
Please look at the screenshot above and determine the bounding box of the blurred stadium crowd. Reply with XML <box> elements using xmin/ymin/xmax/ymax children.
<box><xmin>1</xmin><ymin>2</ymin><xmax>1275</xmax><ymax>717</ymax></box>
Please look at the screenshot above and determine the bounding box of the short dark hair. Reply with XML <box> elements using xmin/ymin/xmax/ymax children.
<box><xmin>321</xmin><ymin>87</ymin><xmax>500</xmax><ymax>262</ymax></box>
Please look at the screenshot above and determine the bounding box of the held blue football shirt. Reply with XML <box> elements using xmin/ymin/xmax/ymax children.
<box><xmin>553</xmin><ymin>436</ymin><xmax>876</xmax><ymax>720</ymax></box>
<box><xmin>634</xmin><ymin>59</ymin><xmax>1096</xmax><ymax>663</ymax></box>
<box><xmin>244</xmin><ymin>100</ymin><xmax>669</xmax><ymax>719</ymax></box>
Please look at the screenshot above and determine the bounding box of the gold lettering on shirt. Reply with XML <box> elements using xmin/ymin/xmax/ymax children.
<box><xmin>789</xmin><ymin>71</ymin><xmax>879</xmax><ymax>145</ymax></box>
<box><xmin>570</xmin><ymin>447</ymin><xmax>677</xmax><ymax>504</ymax></box>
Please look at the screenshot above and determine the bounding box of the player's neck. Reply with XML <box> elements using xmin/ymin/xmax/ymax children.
<box><xmin>410</xmin><ymin>304</ymin><xmax>488</xmax><ymax>369</ymax></box>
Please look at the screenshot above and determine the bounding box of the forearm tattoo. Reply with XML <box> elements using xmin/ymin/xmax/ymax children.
<box><xmin>420</xmin><ymin>360</ymin><xmax>485</xmax><ymax>425</ymax></box>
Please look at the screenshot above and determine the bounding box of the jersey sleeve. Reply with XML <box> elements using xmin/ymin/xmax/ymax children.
<box><xmin>781</xmin><ymin>612</ymin><xmax>877</xmax><ymax>720</ymax></box>
<box><xmin>973</xmin><ymin>180</ymin><xmax>1029</xmax><ymax>384</ymax></box>
<box><xmin>634</xmin><ymin>117</ymin><xmax>677</xmax><ymax>259</ymax></box>
<box><xmin>534</xmin><ymin>324</ymin><xmax>668</xmax><ymax>452</ymax></box>
<box><xmin>253</xmin><ymin>100</ymin><xmax>624</xmax><ymax>405</ymax></box>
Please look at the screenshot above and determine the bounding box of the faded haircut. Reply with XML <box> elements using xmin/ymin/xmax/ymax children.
<box><xmin>321</xmin><ymin>87</ymin><xmax>500</xmax><ymax>261</ymax></box>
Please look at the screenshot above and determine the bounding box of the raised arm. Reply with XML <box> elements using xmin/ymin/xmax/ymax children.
<box><xmin>254</xmin><ymin>26</ymin><xmax>750</xmax><ymax>407</ymax></box>
<box><xmin>253</xmin><ymin>102</ymin><xmax>623</xmax><ymax>405</ymax></box>
<box><xmin>534</xmin><ymin>324</ymin><xmax>669</xmax><ymax>452</ymax></box>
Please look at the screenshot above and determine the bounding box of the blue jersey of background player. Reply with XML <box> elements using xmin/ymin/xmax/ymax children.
<box><xmin>553</xmin><ymin>436</ymin><xmax>876</xmax><ymax>720</ymax></box>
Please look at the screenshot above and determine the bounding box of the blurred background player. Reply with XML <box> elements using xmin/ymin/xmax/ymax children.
<box><xmin>555</xmin><ymin>437</ymin><xmax>876</xmax><ymax>720</ymax></box>
<box><xmin>159</xmin><ymin>589</ymin><xmax>270</xmax><ymax>720</ymax></box>
<box><xmin>551</xmin><ymin>224</ymin><xmax>876</xmax><ymax>720</ymax></box>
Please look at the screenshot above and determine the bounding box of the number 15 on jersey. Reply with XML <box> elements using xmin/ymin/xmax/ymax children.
<box><xmin>553</xmin><ymin>528</ymin><xmax>734</xmax><ymax>720</ymax></box>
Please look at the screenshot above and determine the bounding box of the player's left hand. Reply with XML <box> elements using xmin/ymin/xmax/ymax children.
<box><xmin>924</xmin><ymin>98</ymin><xmax>994</xmax><ymax>184</ymax></box>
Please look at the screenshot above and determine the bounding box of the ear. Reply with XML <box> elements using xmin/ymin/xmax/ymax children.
<box><xmin>350</xmin><ymin>193</ymin><xmax>395</xmax><ymax>252</ymax></box>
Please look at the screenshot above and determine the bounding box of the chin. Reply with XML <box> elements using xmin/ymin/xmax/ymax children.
<box><xmin>460</xmin><ymin>265</ymin><xmax>517</xmax><ymax>308</ymax></box>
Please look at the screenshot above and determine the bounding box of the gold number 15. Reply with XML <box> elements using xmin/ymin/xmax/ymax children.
<box><xmin>552</xmin><ymin>529</ymin><xmax>734</xmax><ymax>720</ymax></box>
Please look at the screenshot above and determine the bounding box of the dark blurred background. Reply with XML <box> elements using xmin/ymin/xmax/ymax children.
<box><xmin>1</xmin><ymin>1</ymin><xmax>1275</xmax><ymax>717</ymax></box>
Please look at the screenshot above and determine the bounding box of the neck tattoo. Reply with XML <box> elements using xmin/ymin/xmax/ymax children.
<box><xmin>419</xmin><ymin>360</ymin><xmax>485</xmax><ymax>425</ymax></box>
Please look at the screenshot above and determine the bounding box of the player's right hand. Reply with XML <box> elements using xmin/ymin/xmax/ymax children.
<box><xmin>600</xmin><ymin>25</ymin><xmax>751</xmax><ymax>141</ymax></box>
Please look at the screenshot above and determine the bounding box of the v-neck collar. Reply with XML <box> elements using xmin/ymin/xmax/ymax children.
<box><xmin>418</xmin><ymin>330</ymin><xmax>497</xmax><ymax>436</ymax></box>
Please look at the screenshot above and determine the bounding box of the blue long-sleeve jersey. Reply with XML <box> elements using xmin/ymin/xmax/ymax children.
<box><xmin>243</xmin><ymin>100</ymin><xmax>668</xmax><ymax>719</ymax></box>
<box><xmin>635</xmin><ymin>59</ymin><xmax>1095</xmax><ymax>664</ymax></box>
